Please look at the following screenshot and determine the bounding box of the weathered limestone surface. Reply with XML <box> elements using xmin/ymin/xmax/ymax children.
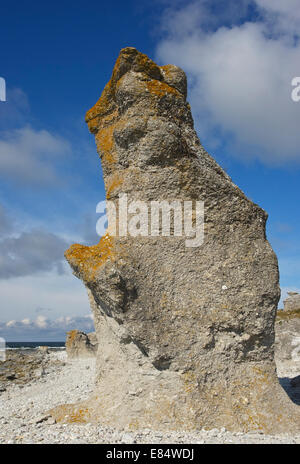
<box><xmin>50</xmin><ymin>48</ymin><xmax>300</xmax><ymax>432</ymax></box>
<box><xmin>65</xmin><ymin>330</ymin><xmax>98</xmax><ymax>359</ymax></box>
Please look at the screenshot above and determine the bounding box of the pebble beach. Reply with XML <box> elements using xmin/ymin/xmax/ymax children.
<box><xmin>0</xmin><ymin>349</ymin><xmax>299</xmax><ymax>444</ymax></box>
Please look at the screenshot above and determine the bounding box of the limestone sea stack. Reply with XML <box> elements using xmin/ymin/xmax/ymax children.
<box><xmin>65</xmin><ymin>330</ymin><xmax>98</xmax><ymax>359</ymax></box>
<box><xmin>284</xmin><ymin>292</ymin><xmax>300</xmax><ymax>313</ymax></box>
<box><xmin>50</xmin><ymin>47</ymin><xmax>300</xmax><ymax>432</ymax></box>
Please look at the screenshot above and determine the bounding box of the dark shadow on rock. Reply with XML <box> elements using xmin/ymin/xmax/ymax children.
<box><xmin>279</xmin><ymin>377</ymin><xmax>300</xmax><ymax>406</ymax></box>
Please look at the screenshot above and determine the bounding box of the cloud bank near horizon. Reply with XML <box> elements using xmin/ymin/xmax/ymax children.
<box><xmin>0</xmin><ymin>314</ymin><xmax>94</xmax><ymax>341</ymax></box>
<box><xmin>0</xmin><ymin>202</ymin><xmax>94</xmax><ymax>327</ymax></box>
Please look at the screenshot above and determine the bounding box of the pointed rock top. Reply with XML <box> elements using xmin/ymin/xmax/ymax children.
<box><xmin>85</xmin><ymin>47</ymin><xmax>187</xmax><ymax>131</ymax></box>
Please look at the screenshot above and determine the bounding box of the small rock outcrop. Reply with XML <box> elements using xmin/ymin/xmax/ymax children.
<box><xmin>284</xmin><ymin>292</ymin><xmax>300</xmax><ymax>313</ymax></box>
<box><xmin>38</xmin><ymin>346</ymin><xmax>49</xmax><ymax>354</ymax></box>
<box><xmin>275</xmin><ymin>310</ymin><xmax>300</xmax><ymax>362</ymax></box>
<box><xmin>50</xmin><ymin>47</ymin><xmax>300</xmax><ymax>432</ymax></box>
<box><xmin>65</xmin><ymin>330</ymin><xmax>98</xmax><ymax>359</ymax></box>
<box><xmin>276</xmin><ymin>293</ymin><xmax>300</xmax><ymax>362</ymax></box>
<box><xmin>0</xmin><ymin>350</ymin><xmax>63</xmax><ymax>388</ymax></box>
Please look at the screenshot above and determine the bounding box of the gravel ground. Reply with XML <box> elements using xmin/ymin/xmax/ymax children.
<box><xmin>0</xmin><ymin>350</ymin><xmax>299</xmax><ymax>444</ymax></box>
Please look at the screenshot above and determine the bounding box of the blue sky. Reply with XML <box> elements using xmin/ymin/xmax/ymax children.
<box><xmin>0</xmin><ymin>0</ymin><xmax>299</xmax><ymax>340</ymax></box>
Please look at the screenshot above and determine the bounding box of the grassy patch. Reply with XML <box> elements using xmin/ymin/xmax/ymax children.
<box><xmin>276</xmin><ymin>308</ymin><xmax>300</xmax><ymax>321</ymax></box>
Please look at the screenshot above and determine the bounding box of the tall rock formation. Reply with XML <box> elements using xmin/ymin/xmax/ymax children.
<box><xmin>50</xmin><ymin>47</ymin><xmax>300</xmax><ymax>432</ymax></box>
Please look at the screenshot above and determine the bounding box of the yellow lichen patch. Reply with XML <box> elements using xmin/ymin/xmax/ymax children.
<box><xmin>86</xmin><ymin>80</ymin><xmax>115</xmax><ymax>122</ymax></box>
<box><xmin>106</xmin><ymin>172</ymin><xmax>124</xmax><ymax>199</ymax></box>
<box><xmin>86</xmin><ymin>57</ymin><xmax>121</xmax><ymax>130</ymax></box>
<box><xmin>111</xmin><ymin>49</ymin><xmax>161</xmax><ymax>81</ymax></box>
<box><xmin>110</xmin><ymin>54</ymin><xmax>122</xmax><ymax>80</ymax></box>
<box><xmin>160</xmin><ymin>64</ymin><xmax>175</xmax><ymax>78</ymax></box>
<box><xmin>98</xmin><ymin>110</ymin><xmax>118</xmax><ymax>131</ymax></box>
<box><xmin>87</xmin><ymin>118</ymin><xmax>99</xmax><ymax>134</ymax></box>
<box><xmin>86</xmin><ymin>83</ymin><xmax>119</xmax><ymax>134</ymax></box>
<box><xmin>85</xmin><ymin>48</ymin><xmax>165</xmax><ymax>137</ymax></box>
<box><xmin>48</xmin><ymin>404</ymin><xmax>90</xmax><ymax>424</ymax></box>
<box><xmin>134</xmin><ymin>52</ymin><xmax>161</xmax><ymax>78</ymax></box>
<box><xmin>65</xmin><ymin>330</ymin><xmax>78</xmax><ymax>349</ymax></box>
<box><xmin>68</xmin><ymin>408</ymin><xmax>90</xmax><ymax>423</ymax></box>
<box><xmin>128</xmin><ymin>418</ymin><xmax>140</xmax><ymax>430</ymax></box>
<box><xmin>65</xmin><ymin>233</ymin><xmax>115</xmax><ymax>282</ymax></box>
<box><xmin>86</xmin><ymin>49</ymin><xmax>161</xmax><ymax>134</ymax></box>
<box><xmin>95</xmin><ymin>124</ymin><xmax>116</xmax><ymax>164</ymax></box>
<box><xmin>146</xmin><ymin>80</ymin><xmax>180</xmax><ymax>99</ymax></box>
<box><xmin>182</xmin><ymin>371</ymin><xmax>197</xmax><ymax>394</ymax></box>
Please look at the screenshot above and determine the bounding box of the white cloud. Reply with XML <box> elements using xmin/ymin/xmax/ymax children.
<box><xmin>6</xmin><ymin>320</ymin><xmax>16</xmax><ymax>328</ymax></box>
<box><xmin>0</xmin><ymin>203</ymin><xmax>76</xmax><ymax>280</ymax></box>
<box><xmin>256</xmin><ymin>0</ymin><xmax>300</xmax><ymax>36</ymax></box>
<box><xmin>256</xmin><ymin>0</ymin><xmax>299</xmax><ymax>15</ymax></box>
<box><xmin>0</xmin><ymin>202</ymin><xmax>96</xmax><ymax>336</ymax></box>
<box><xmin>0</xmin><ymin>268</ymin><xmax>90</xmax><ymax>322</ymax></box>
<box><xmin>0</xmin><ymin>228</ymin><xmax>69</xmax><ymax>279</ymax></box>
<box><xmin>156</xmin><ymin>0</ymin><xmax>300</xmax><ymax>165</ymax></box>
<box><xmin>35</xmin><ymin>315</ymin><xmax>48</xmax><ymax>329</ymax></box>
<box><xmin>0</xmin><ymin>126</ymin><xmax>71</xmax><ymax>186</ymax></box>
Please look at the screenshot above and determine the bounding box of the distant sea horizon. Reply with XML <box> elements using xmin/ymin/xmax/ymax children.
<box><xmin>6</xmin><ymin>341</ymin><xmax>65</xmax><ymax>349</ymax></box>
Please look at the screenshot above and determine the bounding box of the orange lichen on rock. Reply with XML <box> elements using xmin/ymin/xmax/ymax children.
<box><xmin>86</xmin><ymin>48</ymin><xmax>162</xmax><ymax>134</ymax></box>
<box><xmin>111</xmin><ymin>48</ymin><xmax>162</xmax><ymax>82</ymax></box>
<box><xmin>146</xmin><ymin>80</ymin><xmax>181</xmax><ymax>99</ymax></box>
<box><xmin>131</xmin><ymin>52</ymin><xmax>161</xmax><ymax>79</ymax></box>
<box><xmin>106</xmin><ymin>174</ymin><xmax>124</xmax><ymax>199</ymax></box>
<box><xmin>65</xmin><ymin>330</ymin><xmax>78</xmax><ymax>348</ymax></box>
<box><xmin>65</xmin><ymin>233</ymin><xmax>115</xmax><ymax>282</ymax></box>
<box><xmin>48</xmin><ymin>404</ymin><xmax>90</xmax><ymax>424</ymax></box>
<box><xmin>95</xmin><ymin>124</ymin><xmax>116</xmax><ymax>164</ymax></box>
<box><xmin>86</xmin><ymin>80</ymin><xmax>116</xmax><ymax>132</ymax></box>
<box><xmin>160</xmin><ymin>64</ymin><xmax>175</xmax><ymax>75</ymax></box>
